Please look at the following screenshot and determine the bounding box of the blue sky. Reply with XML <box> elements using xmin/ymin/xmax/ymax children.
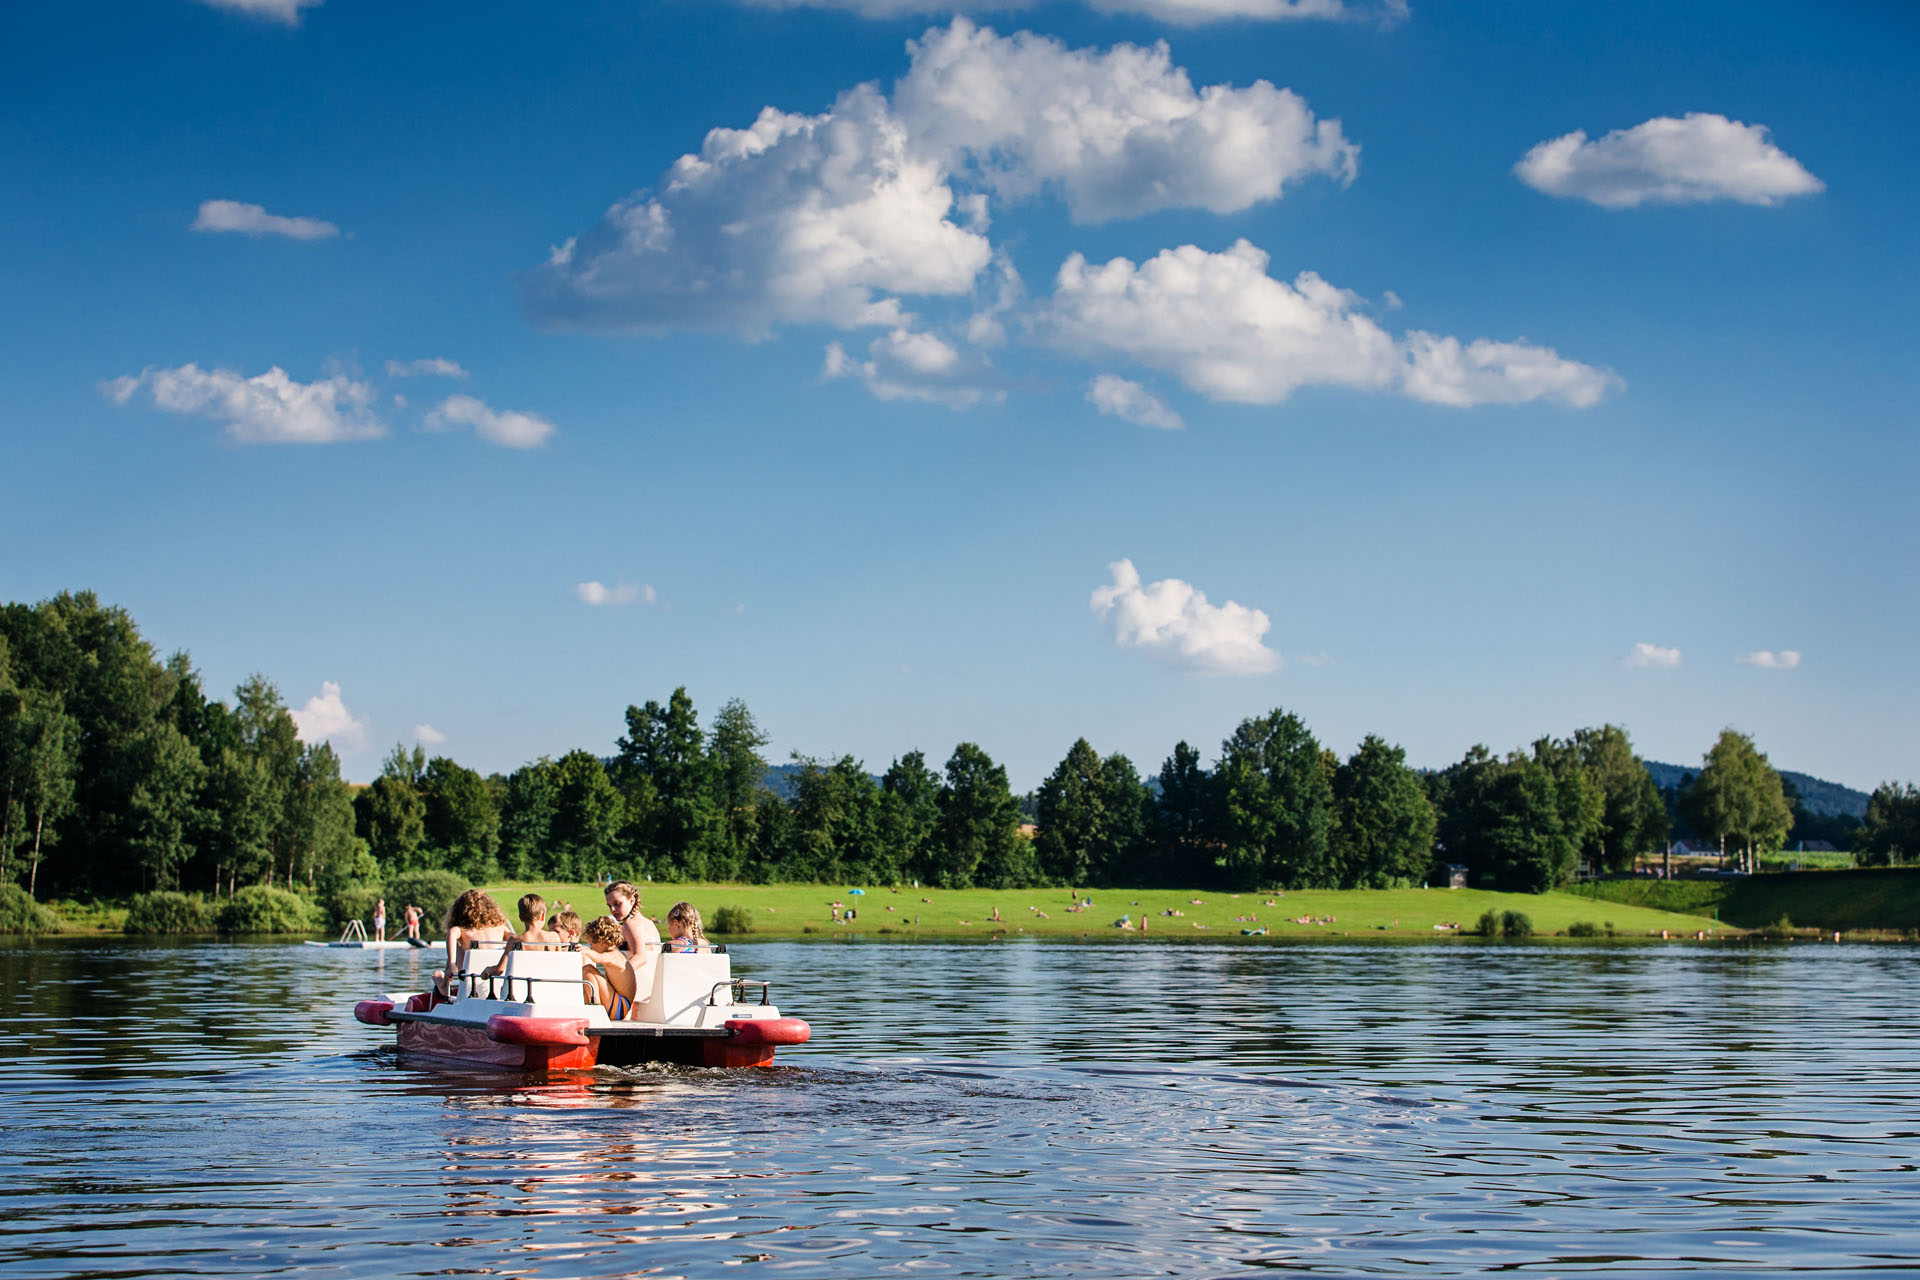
<box><xmin>3</xmin><ymin>0</ymin><xmax>1914</xmax><ymax>792</ymax></box>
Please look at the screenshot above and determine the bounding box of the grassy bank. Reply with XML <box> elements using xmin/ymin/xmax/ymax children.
<box><xmin>482</xmin><ymin>880</ymin><xmax>1729</xmax><ymax>940</ymax></box>
<box><xmin>1576</xmin><ymin>868</ymin><xmax>1920</xmax><ymax>933</ymax></box>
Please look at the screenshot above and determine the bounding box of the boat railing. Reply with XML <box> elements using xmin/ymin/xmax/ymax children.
<box><xmin>714</xmin><ymin>980</ymin><xmax>771</xmax><ymax>1007</ymax></box>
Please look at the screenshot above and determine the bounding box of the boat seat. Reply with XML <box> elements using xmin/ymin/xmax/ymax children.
<box><xmin>632</xmin><ymin>951</ymin><xmax>735</xmax><ymax>1025</ymax></box>
<box><xmin>500</xmin><ymin>947</ymin><xmax>586</xmax><ymax>1007</ymax></box>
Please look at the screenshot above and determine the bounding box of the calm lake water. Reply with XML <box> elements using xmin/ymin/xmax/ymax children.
<box><xmin>2</xmin><ymin>936</ymin><xmax>1917</xmax><ymax>1278</ymax></box>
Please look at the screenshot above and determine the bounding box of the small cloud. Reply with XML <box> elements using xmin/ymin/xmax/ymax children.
<box><xmin>103</xmin><ymin>363</ymin><xmax>382</xmax><ymax>444</ymax></box>
<box><xmin>412</xmin><ymin>723</ymin><xmax>447</xmax><ymax>745</ymax></box>
<box><xmin>191</xmin><ymin>199</ymin><xmax>338</xmax><ymax>240</ymax></box>
<box><xmin>731</xmin><ymin>603</ymin><xmax>748</xmax><ymax>614</ymax></box>
<box><xmin>1515</xmin><ymin>113</ymin><xmax>1823</xmax><ymax>209</ymax></box>
<box><xmin>1624</xmin><ymin>642</ymin><xmax>1682</xmax><ymax>668</ymax></box>
<box><xmin>424</xmin><ymin>393</ymin><xmax>556</xmax><ymax>448</ymax></box>
<box><xmin>1381</xmin><ymin>289</ymin><xmax>1404</xmax><ymax>311</ymax></box>
<box><xmin>576</xmin><ymin>581</ymin><xmax>655</xmax><ymax>606</ymax></box>
<box><xmin>1291</xmin><ymin>651</ymin><xmax>1334</xmax><ymax>667</ymax></box>
<box><xmin>1087</xmin><ymin>375</ymin><xmax>1183</xmax><ymax>430</ymax></box>
<box><xmin>823</xmin><ymin>328</ymin><xmax>1001</xmax><ymax>409</ymax></box>
<box><xmin>385</xmin><ymin>357</ymin><xmax>469</xmax><ymax>379</ymax></box>
<box><xmin>289</xmin><ymin>681</ymin><xmax>368</xmax><ymax>751</ymax></box>
<box><xmin>198</xmin><ymin>0</ymin><xmax>321</xmax><ymax>22</ymax></box>
<box><xmin>1090</xmin><ymin>558</ymin><xmax>1281</xmax><ymax>676</ymax></box>
<box><xmin>1737</xmin><ymin>649</ymin><xmax>1801</xmax><ymax>670</ymax></box>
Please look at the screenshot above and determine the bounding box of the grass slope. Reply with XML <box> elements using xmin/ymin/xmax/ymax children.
<box><xmin>483</xmin><ymin>880</ymin><xmax>1727</xmax><ymax>940</ymax></box>
<box><xmin>1578</xmin><ymin>869</ymin><xmax>1920</xmax><ymax>932</ymax></box>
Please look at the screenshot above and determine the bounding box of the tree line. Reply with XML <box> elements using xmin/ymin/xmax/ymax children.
<box><xmin>5</xmin><ymin>591</ymin><xmax>1916</xmax><ymax>905</ymax></box>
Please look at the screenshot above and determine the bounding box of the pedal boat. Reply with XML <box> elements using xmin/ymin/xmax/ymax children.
<box><xmin>353</xmin><ymin>942</ymin><xmax>810</xmax><ymax>1070</ymax></box>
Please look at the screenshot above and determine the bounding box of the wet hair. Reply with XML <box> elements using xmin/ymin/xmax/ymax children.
<box><xmin>554</xmin><ymin>909</ymin><xmax>582</xmax><ymax>937</ymax></box>
<box><xmin>665</xmin><ymin>901</ymin><xmax>706</xmax><ymax>945</ymax></box>
<box><xmin>605</xmin><ymin>880</ymin><xmax>639</xmax><ymax>905</ymax></box>
<box><xmin>445</xmin><ymin>889</ymin><xmax>507</xmax><ymax>932</ymax></box>
<box><xmin>517</xmin><ymin>892</ymin><xmax>547</xmax><ymax>927</ymax></box>
<box><xmin>584</xmin><ymin>915</ymin><xmax>622</xmax><ymax>950</ymax></box>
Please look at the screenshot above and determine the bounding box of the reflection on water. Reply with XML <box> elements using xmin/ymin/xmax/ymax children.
<box><xmin>2</xmin><ymin>937</ymin><xmax>1918</xmax><ymax>1276</ymax></box>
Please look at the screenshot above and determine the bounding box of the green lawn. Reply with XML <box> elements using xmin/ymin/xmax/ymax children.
<box><xmin>483</xmin><ymin>879</ymin><xmax>1730</xmax><ymax>940</ymax></box>
<box><xmin>1577</xmin><ymin>868</ymin><xmax>1920</xmax><ymax>932</ymax></box>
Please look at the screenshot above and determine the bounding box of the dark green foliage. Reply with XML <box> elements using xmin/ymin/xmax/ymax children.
<box><xmin>1501</xmin><ymin>910</ymin><xmax>1533</xmax><ymax>938</ymax></box>
<box><xmin>382</xmin><ymin>869</ymin><xmax>471</xmax><ymax>930</ymax></box>
<box><xmin>326</xmin><ymin>883</ymin><xmax>385</xmax><ymax>930</ymax></box>
<box><xmin>1474</xmin><ymin>909</ymin><xmax>1501</xmax><ymax>937</ymax></box>
<box><xmin>932</xmin><ymin>743</ymin><xmax>1026</xmax><ymax>889</ymax></box>
<box><xmin>1566</xmin><ymin>920</ymin><xmax>1601</xmax><ymax>937</ymax></box>
<box><xmin>1034</xmin><ymin>739</ymin><xmax>1150</xmax><ymax>887</ymax></box>
<box><xmin>0</xmin><ymin>884</ymin><xmax>58</xmax><ymax>933</ymax></box>
<box><xmin>711</xmin><ymin>905</ymin><xmax>754</xmax><ymax>935</ymax></box>
<box><xmin>125</xmin><ymin>891</ymin><xmax>214</xmax><ymax>934</ymax></box>
<box><xmin>1855</xmin><ymin>783</ymin><xmax>1920</xmax><ymax>867</ymax></box>
<box><xmin>421</xmin><ymin>756</ymin><xmax>500</xmax><ymax>882</ymax></box>
<box><xmin>1329</xmin><ymin>735</ymin><xmax>1436</xmax><ymax>888</ymax></box>
<box><xmin>1684</xmin><ymin>731</ymin><xmax>1794</xmax><ymax>873</ymax></box>
<box><xmin>216</xmin><ymin>884</ymin><xmax>325</xmax><ymax>934</ymax></box>
<box><xmin>1212</xmin><ymin>709</ymin><xmax>1334</xmax><ymax>890</ymax></box>
<box><xmin>1574</xmin><ymin>725</ymin><xmax>1668</xmax><ymax>871</ymax></box>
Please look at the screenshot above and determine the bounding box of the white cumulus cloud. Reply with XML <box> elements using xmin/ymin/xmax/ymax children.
<box><xmin>1045</xmin><ymin>240</ymin><xmax>1618</xmax><ymax>408</ymax></box>
<box><xmin>1515</xmin><ymin>113</ymin><xmax>1823</xmax><ymax>209</ymax></box>
<box><xmin>412</xmin><ymin>724</ymin><xmax>447</xmax><ymax>745</ymax></box>
<box><xmin>576</xmin><ymin>581</ymin><xmax>656</xmax><ymax>606</ymax></box>
<box><xmin>197</xmin><ymin>0</ymin><xmax>321</xmax><ymax>21</ymax></box>
<box><xmin>1623</xmin><ymin>642</ymin><xmax>1682</xmax><ymax>669</ymax></box>
<box><xmin>290</xmin><ymin>682</ymin><xmax>368</xmax><ymax>751</ymax></box>
<box><xmin>385</xmin><ymin>357</ymin><xmax>468</xmax><ymax>379</ymax></box>
<box><xmin>424</xmin><ymin>394</ymin><xmax>556</xmax><ymax>448</ymax></box>
<box><xmin>1737</xmin><ymin>649</ymin><xmax>1801</xmax><ymax>670</ymax></box>
<box><xmin>893</xmin><ymin>19</ymin><xmax>1356</xmax><ymax>222</ymax></box>
<box><xmin>524</xmin><ymin>21</ymin><xmax>1350</xmax><ymax>338</ymax></box>
<box><xmin>1090</xmin><ymin>558</ymin><xmax>1280</xmax><ymax>675</ymax></box>
<box><xmin>191</xmin><ymin>199</ymin><xmax>338</xmax><ymax>240</ymax></box>
<box><xmin>823</xmin><ymin>327</ymin><xmax>1000</xmax><ymax>408</ymax></box>
<box><xmin>102</xmin><ymin>363</ymin><xmax>383</xmax><ymax>444</ymax></box>
<box><xmin>1087</xmin><ymin>374</ymin><xmax>1183</xmax><ymax>429</ymax></box>
<box><xmin>524</xmin><ymin>84</ymin><xmax>991</xmax><ymax>336</ymax></box>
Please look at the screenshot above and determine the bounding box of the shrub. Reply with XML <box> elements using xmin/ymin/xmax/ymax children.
<box><xmin>326</xmin><ymin>884</ymin><xmax>385</xmax><ymax>931</ymax></box>
<box><xmin>217</xmin><ymin>885</ymin><xmax>326</xmax><ymax>935</ymax></box>
<box><xmin>125</xmin><ymin>891</ymin><xmax>214</xmax><ymax>935</ymax></box>
<box><xmin>0</xmin><ymin>885</ymin><xmax>58</xmax><ymax>934</ymax></box>
<box><xmin>1566</xmin><ymin>920</ymin><xmax>1600</xmax><ymax>938</ymax></box>
<box><xmin>711</xmin><ymin>905</ymin><xmax>754</xmax><ymax>936</ymax></box>
<box><xmin>382</xmin><ymin>870</ymin><xmax>470</xmax><ymax>930</ymax></box>
<box><xmin>1501</xmin><ymin>911</ymin><xmax>1534</xmax><ymax>938</ymax></box>
<box><xmin>1475</xmin><ymin>908</ymin><xmax>1502</xmax><ymax>937</ymax></box>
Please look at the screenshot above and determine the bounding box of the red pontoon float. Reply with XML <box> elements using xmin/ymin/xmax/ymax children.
<box><xmin>354</xmin><ymin>944</ymin><xmax>810</xmax><ymax>1070</ymax></box>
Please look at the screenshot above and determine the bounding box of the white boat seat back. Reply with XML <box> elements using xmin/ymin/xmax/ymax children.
<box><xmin>633</xmin><ymin>951</ymin><xmax>734</xmax><ymax>1025</ymax></box>
<box><xmin>502</xmin><ymin>947</ymin><xmax>586</xmax><ymax>1007</ymax></box>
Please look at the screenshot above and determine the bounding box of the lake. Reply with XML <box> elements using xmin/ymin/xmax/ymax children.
<box><xmin>2</xmin><ymin>937</ymin><xmax>1917</xmax><ymax>1277</ymax></box>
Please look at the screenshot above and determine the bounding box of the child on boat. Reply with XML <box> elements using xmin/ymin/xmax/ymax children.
<box><xmin>552</xmin><ymin>909</ymin><xmax>582</xmax><ymax>946</ymax></box>
<box><xmin>604</xmin><ymin>880</ymin><xmax>661</xmax><ymax>999</ymax></box>
<box><xmin>479</xmin><ymin>893</ymin><xmax>567</xmax><ymax>979</ymax></box>
<box><xmin>434</xmin><ymin>889</ymin><xmax>513</xmax><ymax>998</ymax></box>
<box><xmin>663</xmin><ymin>901</ymin><xmax>709</xmax><ymax>953</ymax></box>
<box><xmin>580</xmin><ymin>915</ymin><xmax>639</xmax><ymax>1019</ymax></box>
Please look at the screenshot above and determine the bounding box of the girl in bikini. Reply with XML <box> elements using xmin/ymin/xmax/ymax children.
<box><xmin>581</xmin><ymin>915</ymin><xmax>639</xmax><ymax>1019</ymax></box>
<box><xmin>663</xmin><ymin>901</ymin><xmax>709</xmax><ymax>953</ymax></box>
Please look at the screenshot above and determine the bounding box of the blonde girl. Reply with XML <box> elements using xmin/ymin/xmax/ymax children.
<box><xmin>664</xmin><ymin>901</ymin><xmax>708</xmax><ymax>953</ymax></box>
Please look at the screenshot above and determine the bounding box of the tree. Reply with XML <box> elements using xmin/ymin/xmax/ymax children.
<box><xmin>707</xmin><ymin>698</ymin><xmax>769</xmax><ymax>881</ymax></box>
<box><xmin>126</xmin><ymin>721</ymin><xmax>206</xmax><ymax>891</ymax></box>
<box><xmin>497</xmin><ymin>758</ymin><xmax>557</xmax><ymax>879</ymax></box>
<box><xmin>784</xmin><ymin>754</ymin><xmax>882</xmax><ymax>884</ymax></box>
<box><xmin>1684</xmin><ymin>730</ymin><xmax>1793</xmax><ymax>872</ymax></box>
<box><xmin>1329</xmin><ymin>735</ymin><xmax>1436</xmax><ymax>888</ymax></box>
<box><xmin>1148</xmin><ymin>741</ymin><xmax>1211</xmax><ymax>885</ymax></box>
<box><xmin>932</xmin><ymin>742</ymin><xmax>1025</xmax><ymax>889</ymax></box>
<box><xmin>617</xmin><ymin>687</ymin><xmax>714</xmax><ymax>876</ymax></box>
<box><xmin>1035</xmin><ymin>738</ymin><xmax>1106</xmax><ymax>886</ymax></box>
<box><xmin>1855</xmin><ymin>782</ymin><xmax>1920</xmax><ymax>867</ymax></box>
<box><xmin>1212</xmin><ymin>710</ymin><xmax>1334</xmax><ymax>889</ymax></box>
<box><xmin>421</xmin><ymin>755</ymin><xmax>500</xmax><ymax>881</ymax></box>
<box><xmin>17</xmin><ymin>690</ymin><xmax>78</xmax><ymax>897</ymax></box>
<box><xmin>356</xmin><ymin>770</ymin><xmax>426</xmax><ymax>871</ymax></box>
<box><xmin>549</xmin><ymin>750</ymin><xmax>625</xmax><ymax>882</ymax></box>
<box><xmin>878</xmin><ymin>750</ymin><xmax>941</xmax><ymax>884</ymax></box>
<box><xmin>1573</xmin><ymin>725</ymin><xmax>1669</xmax><ymax>871</ymax></box>
<box><xmin>231</xmin><ymin>675</ymin><xmax>302</xmax><ymax>887</ymax></box>
<box><xmin>285</xmin><ymin>742</ymin><xmax>360</xmax><ymax>890</ymax></box>
<box><xmin>1477</xmin><ymin>757</ymin><xmax>1579</xmax><ymax>893</ymax></box>
<box><xmin>1530</xmin><ymin>736</ymin><xmax>1605</xmax><ymax>872</ymax></box>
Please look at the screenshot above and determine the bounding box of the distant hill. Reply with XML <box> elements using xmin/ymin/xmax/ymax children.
<box><xmin>1644</xmin><ymin>760</ymin><xmax>1870</xmax><ymax>819</ymax></box>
